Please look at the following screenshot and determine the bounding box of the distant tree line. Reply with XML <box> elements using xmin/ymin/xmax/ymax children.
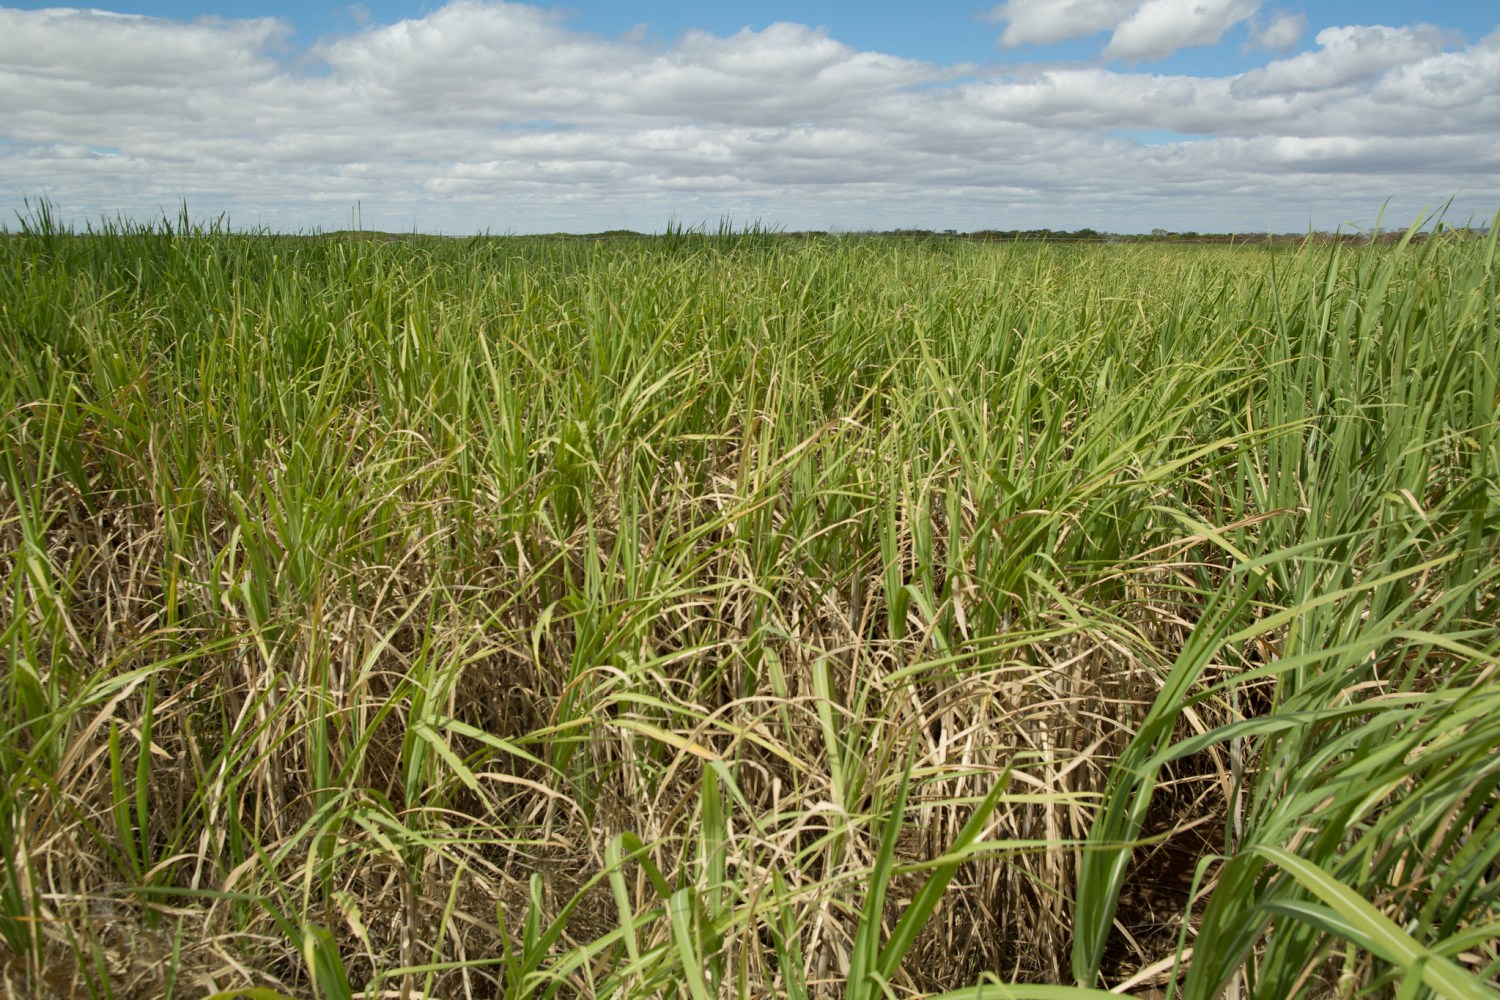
<box><xmin>556</xmin><ymin>226</ymin><xmax>1492</xmax><ymax>245</ymax></box>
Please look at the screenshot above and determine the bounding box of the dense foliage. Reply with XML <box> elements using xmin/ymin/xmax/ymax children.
<box><xmin>2</xmin><ymin>217</ymin><xmax>1497</xmax><ymax>998</ymax></box>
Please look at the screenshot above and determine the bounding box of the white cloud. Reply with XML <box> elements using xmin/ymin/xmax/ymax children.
<box><xmin>991</xmin><ymin>0</ymin><xmax>1263</xmax><ymax>60</ymax></box>
<box><xmin>1247</xmin><ymin>9</ymin><xmax>1307</xmax><ymax>52</ymax></box>
<box><xmin>989</xmin><ymin>0</ymin><xmax>1142</xmax><ymax>48</ymax></box>
<box><xmin>0</xmin><ymin>2</ymin><xmax>1496</xmax><ymax>234</ymax></box>
<box><xmin>0</xmin><ymin>8</ymin><xmax>290</xmax><ymax>87</ymax></box>
<box><xmin>1103</xmin><ymin>0</ymin><xmax>1261</xmax><ymax>61</ymax></box>
<box><xmin>1373</xmin><ymin>28</ymin><xmax>1500</xmax><ymax>110</ymax></box>
<box><xmin>605</xmin><ymin>23</ymin><xmax>939</xmax><ymax>125</ymax></box>
<box><xmin>1234</xmin><ymin>24</ymin><xmax>1452</xmax><ymax>96</ymax></box>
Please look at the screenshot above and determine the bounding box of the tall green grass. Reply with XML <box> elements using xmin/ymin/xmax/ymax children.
<box><xmin>1</xmin><ymin>211</ymin><xmax>1496</xmax><ymax>998</ymax></box>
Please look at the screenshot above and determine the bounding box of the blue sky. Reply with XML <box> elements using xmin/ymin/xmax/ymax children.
<box><xmin>2</xmin><ymin>1</ymin><xmax>1497</xmax><ymax>232</ymax></box>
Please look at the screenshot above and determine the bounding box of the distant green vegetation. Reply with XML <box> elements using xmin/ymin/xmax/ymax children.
<box><xmin>2</xmin><ymin>214</ymin><xmax>1497</xmax><ymax>999</ymax></box>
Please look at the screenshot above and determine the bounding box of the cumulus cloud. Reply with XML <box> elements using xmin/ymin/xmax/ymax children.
<box><xmin>1247</xmin><ymin>9</ymin><xmax>1307</xmax><ymax>52</ymax></box>
<box><xmin>1234</xmin><ymin>24</ymin><xmax>1452</xmax><ymax>96</ymax></box>
<box><xmin>0</xmin><ymin>7</ymin><xmax>289</xmax><ymax>87</ymax></box>
<box><xmin>992</xmin><ymin>0</ymin><xmax>1262</xmax><ymax>60</ymax></box>
<box><xmin>1103</xmin><ymin>0</ymin><xmax>1261</xmax><ymax>61</ymax></box>
<box><xmin>0</xmin><ymin>1</ymin><xmax>1496</xmax><ymax>234</ymax></box>
<box><xmin>988</xmin><ymin>0</ymin><xmax>1143</xmax><ymax>48</ymax></box>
